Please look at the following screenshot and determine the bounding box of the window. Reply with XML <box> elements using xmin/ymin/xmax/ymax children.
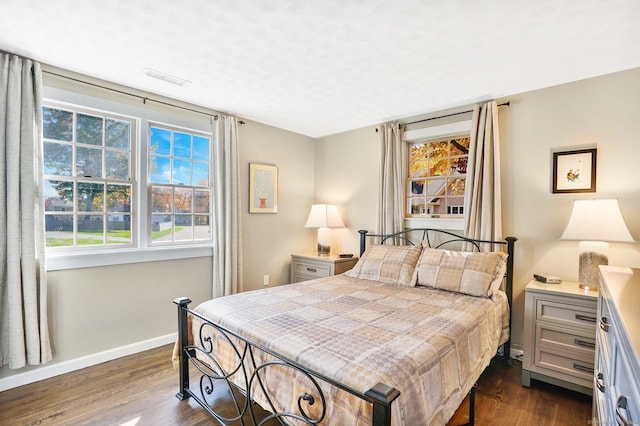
<box><xmin>407</xmin><ymin>134</ymin><xmax>469</xmax><ymax>218</ymax></box>
<box><xmin>149</xmin><ymin>124</ymin><xmax>211</xmax><ymax>243</ymax></box>
<box><xmin>42</xmin><ymin>99</ymin><xmax>214</xmax><ymax>263</ymax></box>
<box><xmin>43</xmin><ymin>105</ymin><xmax>135</xmax><ymax>248</ymax></box>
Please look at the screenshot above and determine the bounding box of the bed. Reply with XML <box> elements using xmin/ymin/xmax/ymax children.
<box><xmin>173</xmin><ymin>228</ymin><xmax>516</xmax><ymax>425</ymax></box>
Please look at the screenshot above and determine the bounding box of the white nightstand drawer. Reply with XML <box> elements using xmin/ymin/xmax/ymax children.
<box><xmin>535</xmin><ymin>348</ymin><xmax>594</xmax><ymax>381</ymax></box>
<box><xmin>290</xmin><ymin>254</ymin><xmax>358</xmax><ymax>283</ymax></box>
<box><xmin>537</xmin><ymin>323</ymin><xmax>596</xmax><ymax>356</ymax></box>
<box><xmin>536</xmin><ymin>299</ymin><xmax>597</xmax><ymax>330</ymax></box>
<box><xmin>294</xmin><ymin>261</ymin><xmax>330</xmax><ymax>278</ymax></box>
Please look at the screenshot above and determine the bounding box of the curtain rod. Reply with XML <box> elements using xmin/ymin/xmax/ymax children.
<box><xmin>375</xmin><ymin>101</ymin><xmax>510</xmax><ymax>132</ymax></box>
<box><xmin>405</xmin><ymin>101</ymin><xmax>510</xmax><ymax>126</ymax></box>
<box><xmin>42</xmin><ymin>69</ymin><xmax>247</xmax><ymax>123</ymax></box>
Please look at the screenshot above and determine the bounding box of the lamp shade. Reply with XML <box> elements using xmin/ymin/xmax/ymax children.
<box><xmin>304</xmin><ymin>204</ymin><xmax>344</xmax><ymax>228</ymax></box>
<box><xmin>560</xmin><ymin>199</ymin><xmax>634</xmax><ymax>243</ymax></box>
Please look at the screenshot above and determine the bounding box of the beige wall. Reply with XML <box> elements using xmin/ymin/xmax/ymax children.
<box><xmin>238</xmin><ymin>120</ymin><xmax>316</xmax><ymax>291</ymax></box>
<box><xmin>315</xmin><ymin>126</ymin><xmax>379</xmax><ymax>256</ymax></box>
<box><xmin>315</xmin><ymin>67</ymin><xmax>640</xmax><ymax>351</ymax></box>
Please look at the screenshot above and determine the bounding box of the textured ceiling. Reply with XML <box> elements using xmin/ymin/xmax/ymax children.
<box><xmin>1</xmin><ymin>0</ymin><xmax>639</xmax><ymax>137</ymax></box>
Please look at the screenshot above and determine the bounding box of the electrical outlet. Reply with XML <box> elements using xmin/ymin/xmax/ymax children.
<box><xmin>263</xmin><ymin>275</ymin><xmax>269</xmax><ymax>286</ymax></box>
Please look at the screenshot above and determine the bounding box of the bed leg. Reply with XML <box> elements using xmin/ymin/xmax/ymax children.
<box><xmin>468</xmin><ymin>383</ymin><xmax>477</xmax><ymax>426</ymax></box>
<box><xmin>174</xmin><ymin>297</ymin><xmax>192</xmax><ymax>401</ymax></box>
<box><xmin>365</xmin><ymin>382</ymin><xmax>400</xmax><ymax>426</ymax></box>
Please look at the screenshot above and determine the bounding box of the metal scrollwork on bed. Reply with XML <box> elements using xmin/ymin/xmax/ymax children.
<box><xmin>174</xmin><ymin>300</ymin><xmax>399</xmax><ymax>425</ymax></box>
<box><xmin>174</xmin><ymin>228</ymin><xmax>516</xmax><ymax>425</ymax></box>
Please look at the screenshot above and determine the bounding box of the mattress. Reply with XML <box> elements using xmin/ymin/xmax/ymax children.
<box><xmin>190</xmin><ymin>273</ymin><xmax>509</xmax><ymax>425</ymax></box>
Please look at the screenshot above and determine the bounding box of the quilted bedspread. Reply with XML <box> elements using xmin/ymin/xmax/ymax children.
<box><xmin>191</xmin><ymin>274</ymin><xmax>509</xmax><ymax>426</ymax></box>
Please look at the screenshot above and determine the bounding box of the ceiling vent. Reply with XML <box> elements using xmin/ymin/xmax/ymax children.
<box><xmin>144</xmin><ymin>68</ymin><xmax>191</xmax><ymax>86</ymax></box>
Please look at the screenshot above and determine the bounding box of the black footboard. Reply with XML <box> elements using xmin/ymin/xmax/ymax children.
<box><xmin>174</xmin><ymin>297</ymin><xmax>400</xmax><ymax>425</ymax></box>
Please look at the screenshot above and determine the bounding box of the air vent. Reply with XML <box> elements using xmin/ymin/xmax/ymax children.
<box><xmin>143</xmin><ymin>68</ymin><xmax>191</xmax><ymax>86</ymax></box>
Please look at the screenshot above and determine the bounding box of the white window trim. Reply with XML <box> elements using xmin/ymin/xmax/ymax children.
<box><xmin>42</xmin><ymin>78</ymin><xmax>216</xmax><ymax>271</ymax></box>
<box><xmin>46</xmin><ymin>245</ymin><xmax>213</xmax><ymax>271</ymax></box>
<box><xmin>404</xmin><ymin>120</ymin><xmax>472</xmax><ymax>231</ymax></box>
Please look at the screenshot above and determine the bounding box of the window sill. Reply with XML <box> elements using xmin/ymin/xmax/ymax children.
<box><xmin>46</xmin><ymin>245</ymin><xmax>213</xmax><ymax>271</ymax></box>
<box><xmin>404</xmin><ymin>217</ymin><xmax>464</xmax><ymax>231</ymax></box>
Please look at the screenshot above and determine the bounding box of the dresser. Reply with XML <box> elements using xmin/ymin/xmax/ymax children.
<box><xmin>593</xmin><ymin>266</ymin><xmax>640</xmax><ymax>425</ymax></box>
<box><xmin>290</xmin><ymin>254</ymin><xmax>358</xmax><ymax>283</ymax></box>
<box><xmin>522</xmin><ymin>279</ymin><xmax>597</xmax><ymax>395</ymax></box>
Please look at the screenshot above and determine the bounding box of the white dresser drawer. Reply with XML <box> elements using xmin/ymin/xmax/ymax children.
<box><xmin>594</xmin><ymin>266</ymin><xmax>640</xmax><ymax>426</ymax></box>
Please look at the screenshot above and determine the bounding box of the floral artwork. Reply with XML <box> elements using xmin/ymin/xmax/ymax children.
<box><xmin>249</xmin><ymin>163</ymin><xmax>278</xmax><ymax>213</ymax></box>
<box><xmin>552</xmin><ymin>149</ymin><xmax>597</xmax><ymax>193</ymax></box>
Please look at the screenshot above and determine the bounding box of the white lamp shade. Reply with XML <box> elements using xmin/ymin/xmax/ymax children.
<box><xmin>304</xmin><ymin>204</ymin><xmax>344</xmax><ymax>228</ymax></box>
<box><xmin>560</xmin><ymin>199</ymin><xmax>634</xmax><ymax>243</ymax></box>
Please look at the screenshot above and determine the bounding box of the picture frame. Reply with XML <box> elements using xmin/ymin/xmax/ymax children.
<box><xmin>249</xmin><ymin>163</ymin><xmax>278</xmax><ymax>213</ymax></box>
<box><xmin>552</xmin><ymin>148</ymin><xmax>597</xmax><ymax>193</ymax></box>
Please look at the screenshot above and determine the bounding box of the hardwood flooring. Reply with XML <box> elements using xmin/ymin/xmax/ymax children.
<box><xmin>0</xmin><ymin>345</ymin><xmax>592</xmax><ymax>425</ymax></box>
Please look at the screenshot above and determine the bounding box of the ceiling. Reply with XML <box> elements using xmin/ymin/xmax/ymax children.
<box><xmin>2</xmin><ymin>0</ymin><xmax>639</xmax><ymax>138</ymax></box>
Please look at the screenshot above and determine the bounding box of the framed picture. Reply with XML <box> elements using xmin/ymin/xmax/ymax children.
<box><xmin>552</xmin><ymin>148</ymin><xmax>597</xmax><ymax>193</ymax></box>
<box><xmin>249</xmin><ymin>163</ymin><xmax>278</xmax><ymax>213</ymax></box>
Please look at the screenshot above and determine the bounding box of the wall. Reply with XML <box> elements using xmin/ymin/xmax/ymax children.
<box><xmin>314</xmin><ymin>126</ymin><xmax>379</xmax><ymax>255</ymax></box>
<box><xmin>315</xmin><ymin>67</ymin><xmax>640</xmax><ymax>352</ymax></box>
<box><xmin>238</xmin><ymin>121</ymin><xmax>316</xmax><ymax>291</ymax></box>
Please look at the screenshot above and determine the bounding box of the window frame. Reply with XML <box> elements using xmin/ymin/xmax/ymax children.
<box><xmin>147</xmin><ymin>121</ymin><xmax>213</xmax><ymax>246</ymax></box>
<box><xmin>43</xmin><ymin>101</ymin><xmax>138</xmax><ymax>251</ymax></box>
<box><xmin>403</xmin><ymin>120</ymin><xmax>472</xmax><ymax>231</ymax></box>
<box><xmin>42</xmin><ymin>82</ymin><xmax>215</xmax><ymax>271</ymax></box>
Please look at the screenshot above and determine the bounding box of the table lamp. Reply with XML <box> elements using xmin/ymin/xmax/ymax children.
<box><xmin>304</xmin><ymin>204</ymin><xmax>344</xmax><ymax>256</ymax></box>
<box><xmin>560</xmin><ymin>199</ymin><xmax>634</xmax><ymax>291</ymax></box>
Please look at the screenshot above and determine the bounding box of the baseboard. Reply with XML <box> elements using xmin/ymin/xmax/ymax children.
<box><xmin>510</xmin><ymin>347</ymin><xmax>524</xmax><ymax>360</ymax></box>
<box><xmin>0</xmin><ymin>333</ymin><xmax>176</xmax><ymax>392</ymax></box>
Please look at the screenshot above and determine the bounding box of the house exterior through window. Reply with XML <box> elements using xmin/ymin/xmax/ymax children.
<box><xmin>407</xmin><ymin>134</ymin><xmax>470</xmax><ymax>218</ymax></box>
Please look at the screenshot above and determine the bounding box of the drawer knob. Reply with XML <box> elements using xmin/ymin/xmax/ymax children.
<box><xmin>306</xmin><ymin>267</ymin><xmax>317</xmax><ymax>273</ymax></box>
<box><xmin>599</xmin><ymin>317</ymin><xmax>610</xmax><ymax>333</ymax></box>
<box><xmin>574</xmin><ymin>338</ymin><xmax>595</xmax><ymax>349</ymax></box>
<box><xmin>595</xmin><ymin>372</ymin><xmax>605</xmax><ymax>393</ymax></box>
<box><xmin>572</xmin><ymin>362</ymin><xmax>593</xmax><ymax>374</ymax></box>
<box><xmin>575</xmin><ymin>314</ymin><xmax>596</xmax><ymax>323</ymax></box>
<box><xmin>616</xmin><ymin>395</ymin><xmax>633</xmax><ymax>426</ymax></box>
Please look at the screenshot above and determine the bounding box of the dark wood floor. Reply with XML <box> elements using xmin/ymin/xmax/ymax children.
<box><xmin>0</xmin><ymin>344</ymin><xmax>592</xmax><ymax>425</ymax></box>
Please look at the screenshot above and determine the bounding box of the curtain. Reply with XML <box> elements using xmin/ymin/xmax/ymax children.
<box><xmin>0</xmin><ymin>53</ymin><xmax>52</xmax><ymax>369</ymax></box>
<box><xmin>463</xmin><ymin>101</ymin><xmax>503</xmax><ymax>251</ymax></box>
<box><xmin>376</xmin><ymin>122</ymin><xmax>405</xmax><ymax>242</ymax></box>
<box><xmin>212</xmin><ymin>115</ymin><xmax>243</xmax><ymax>297</ymax></box>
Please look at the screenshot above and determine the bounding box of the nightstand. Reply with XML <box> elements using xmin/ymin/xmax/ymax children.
<box><xmin>522</xmin><ymin>279</ymin><xmax>597</xmax><ymax>395</ymax></box>
<box><xmin>290</xmin><ymin>254</ymin><xmax>358</xmax><ymax>283</ymax></box>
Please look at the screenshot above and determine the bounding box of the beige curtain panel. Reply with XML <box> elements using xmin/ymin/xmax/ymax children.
<box><xmin>212</xmin><ymin>115</ymin><xmax>243</xmax><ymax>297</ymax></box>
<box><xmin>377</xmin><ymin>122</ymin><xmax>406</xmax><ymax>242</ymax></box>
<box><xmin>463</xmin><ymin>101</ymin><xmax>503</xmax><ymax>251</ymax></box>
<box><xmin>0</xmin><ymin>53</ymin><xmax>52</xmax><ymax>369</ymax></box>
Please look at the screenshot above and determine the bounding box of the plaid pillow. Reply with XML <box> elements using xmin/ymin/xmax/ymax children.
<box><xmin>415</xmin><ymin>247</ymin><xmax>508</xmax><ymax>297</ymax></box>
<box><xmin>345</xmin><ymin>244</ymin><xmax>422</xmax><ymax>286</ymax></box>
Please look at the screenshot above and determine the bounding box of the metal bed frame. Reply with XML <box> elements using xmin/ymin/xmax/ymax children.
<box><xmin>174</xmin><ymin>228</ymin><xmax>516</xmax><ymax>425</ymax></box>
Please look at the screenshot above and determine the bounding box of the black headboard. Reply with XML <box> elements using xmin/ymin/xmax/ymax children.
<box><xmin>358</xmin><ymin>228</ymin><xmax>517</xmax><ymax>360</ymax></box>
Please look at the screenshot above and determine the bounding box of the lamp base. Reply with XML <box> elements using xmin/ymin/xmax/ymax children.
<box><xmin>578</xmin><ymin>282</ymin><xmax>598</xmax><ymax>292</ymax></box>
<box><xmin>578</xmin><ymin>241</ymin><xmax>608</xmax><ymax>292</ymax></box>
<box><xmin>317</xmin><ymin>243</ymin><xmax>330</xmax><ymax>256</ymax></box>
<box><xmin>317</xmin><ymin>227</ymin><xmax>331</xmax><ymax>256</ymax></box>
